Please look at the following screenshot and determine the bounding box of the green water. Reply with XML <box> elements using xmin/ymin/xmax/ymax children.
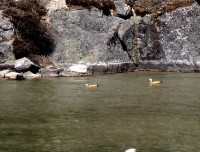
<box><xmin>0</xmin><ymin>72</ymin><xmax>200</xmax><ymax>152</ymax></box>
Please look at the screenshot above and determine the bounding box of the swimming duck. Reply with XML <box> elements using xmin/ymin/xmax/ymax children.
<box><xmin>125</xmin><ymin>148</ymin><xmax>137</xmax><ymax>152</ymax></box>
<box><xmin>149</xmin><ymin>78</ymin><xmax>163</xmax><ymax>85</ymax></box>
<box><xmin>85</xmin><ymin>84</ymin><xmax>98</xmax><ymax>88</ymax></box>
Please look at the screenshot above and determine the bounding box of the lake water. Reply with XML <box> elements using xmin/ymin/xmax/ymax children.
<box><xmin>0</xmin><ymin>72</ymin><xmax>200</xmax><ymax>152</ymax></box>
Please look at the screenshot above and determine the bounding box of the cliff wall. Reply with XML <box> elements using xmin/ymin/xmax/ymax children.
<box><xmin>0</xmin><ymin>0</ymin><xmax>200</xmax><ymax>76</ymax></box>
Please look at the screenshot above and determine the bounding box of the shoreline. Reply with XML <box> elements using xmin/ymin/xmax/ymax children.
<box><xmin>0</xmin><ymin>57</ymin><xmax>199</xmax><ymax>80</ymax></box>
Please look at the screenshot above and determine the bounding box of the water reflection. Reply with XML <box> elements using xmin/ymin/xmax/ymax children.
<box><xmin>0</xmin><ymin>72</ymin><xmax>200</xmax><ymax>152</ymax></box>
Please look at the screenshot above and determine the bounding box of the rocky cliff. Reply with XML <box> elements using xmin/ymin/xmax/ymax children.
<box><xmin>0</xmin><ymin>0</ymin><xmax>200</xmax><ymax>79</ymax></box>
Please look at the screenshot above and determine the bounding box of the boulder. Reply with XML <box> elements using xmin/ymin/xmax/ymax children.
<box><xmin>4</xmin><ymin>71</ymin><xmax>24</xmax><ymax>80</ymax></box>
<box><xmin>14</xmin><ymin>57</ymin><xmax>40</xmax><ymax>73</ymax></box>
<box><xmin>69</xmin><ymin>64</ymin><xmax>88</xmax><ymax>73</ymax></box>
<box><xmin>22</xmin><ymin>71</ymin><xmax>41</xmax><ymax>79</ymax></box>
<box><xmin>0</xmin><ymin>69</ymin><xmax>10</xmax><ymax>78</ymax></box>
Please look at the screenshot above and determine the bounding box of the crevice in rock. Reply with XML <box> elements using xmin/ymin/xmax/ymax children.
<box><xmin>102</xmin><ymin>8</ymin><xmax>113</xmax><ymax>16</ymax></box>
<box><xmin>116</xmin><ymin>13</ymin><xmax>133</xmax><ymax>20</ymax></box>
<box><xmin>111</xmin><ymin>23</ymin><xmax>136</xmax><ymax>66</ymax></box>
<box><xmin>65</xmin><ymin>0</ymin><xmax>116</xmax><ymax>16</ymax></box>
<box><xmin>196</xmin><ymin>0</ymin><xmax>200</xmax><ymax>5</ymax></box>
<box><xmin>117</xmin><ymin>35</ymin><xmax>135</xmax><ymax>64</ymax></box>
<box><xmin>135</xmin><ymin>10</ymin><xmax>149</xmax><ymax>17</ymax></box>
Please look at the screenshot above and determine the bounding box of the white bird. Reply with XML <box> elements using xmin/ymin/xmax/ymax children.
<box><xmin>125</xmin><ymin>148</ymin><xmax>137</xmax><ymax>152</ymax></box>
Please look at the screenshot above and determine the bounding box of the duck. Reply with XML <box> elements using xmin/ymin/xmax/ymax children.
<box><xmin>84</xmin><ymin>84</ymin><xmax>98</xmax><ymax>88</ymax></box>
<box><xmin>149</xmin><ymin>78</ymin><xmax>163</xmax><ymax>85</ymax></box>
<box><xmin>125</xmin><ymin>148</ymin><xmax>137</xmax><ymax>152</ymax></box>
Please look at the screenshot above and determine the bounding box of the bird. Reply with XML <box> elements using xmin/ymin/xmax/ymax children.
<box><xmin>125</xmin><ymin>148</ymin><xmax>137</xmax><ymax>152</ymax></box>
<box><xmin>84</xmin><ymin>84</ymin><xmax>98</xmax><ymax>88</ymax></box>
<box><xmin>149</xmin><ymin>78</ymin><xmax>163</xmax><ymax>85</ymax></box>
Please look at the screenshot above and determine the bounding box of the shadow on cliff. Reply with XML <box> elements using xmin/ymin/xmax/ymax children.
<box><xmin>2</xmin><ymin>0</ymin><xmax>54</xmax><ymax>66</ymax></box>
<box><xmin>196</xmin><ymin>0</ymin><xmax>200</xmax><ymax>5</ymax></box>
<box><xmin>65</xmin><ymin>0</ymin><xmax>115</xmax><ymax>16</ymax></box>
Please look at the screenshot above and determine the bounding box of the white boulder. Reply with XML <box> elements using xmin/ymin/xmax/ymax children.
<box><xmin>69</xmin><ymin>64</ymin><xmax>88</xmax><ymax>73</ymax></box>
<box><xmin>4</xmin><ymin>71</ymin><xmax>24</xmax><ymax>80</ymax></box>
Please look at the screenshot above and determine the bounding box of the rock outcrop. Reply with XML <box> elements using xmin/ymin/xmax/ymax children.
<box><xmin>0</xmin><ymin>12</ymin><xmax>15</xmax><ymax>63</ymax></box>
<box><xmin>47</xmin><ymin>0</ymin><xmax>200</xmax><ymax>73</ymax></box>
<box><xmin>157</xmin><ymin>2</ymin><xmax>200</xmax><ymax>72</ymax></box>
<box><xmin>14</xmin><ymin>57</ymin><xmax>40</xmax><ymax>73</ymax></box>
<box><xmin>0</xmin><ymin>0</ymin><xmax>200</xmax><ymax>80</ymax></box>
<box><xmin>49</xmin><ymin>8</ymin><xmax>135</xmax><ymax>67</ymax></box>
<box><xmin>4</xmin><ymin>71</ymin><xmax>24</xmax><ymax>80</ymax></box>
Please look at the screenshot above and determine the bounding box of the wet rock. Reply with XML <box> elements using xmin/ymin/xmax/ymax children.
<box><xmin>87</xmin><ymin>62</ymin><xmax>136</xmax><ymax>74</ymax></box>
<box><xmin>39</xmin><ymin>67</ymin><xmax>63</xmax><ymax>77</ymax></box>
<box><xmin>60</xmin><ymin>71</ymin><xmax>90</xmax><ymax>77</ymax></box>
<box><xmin>138</xmin><ymin>61</ymin><xmax>167</xmax><ymax>72</ymax></box>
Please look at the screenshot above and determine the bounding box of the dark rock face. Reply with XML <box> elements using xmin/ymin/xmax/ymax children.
<box><xmin>133</xmin><ymin>2</ymin><xmax>200</xmax><ymax>72</ymax></box>
<box><xmin>47</xmin><ymin>1</ymin><xmax>200</xmax><ymax>73</ymax></box>
<box><xmin>87</xmin><ymin>62</ymin><xmax>136</xmax><ymax>74</ymax></box>
<box><xmin>49</xmin><ymin>9</ymin><xmax>134</xmax><ymax>66</ymax></box>
<box><xmin>39</xmin><ymin>67</ymin><xmax>63</xmax><ymax>77</ymax></box>
<box><xmin>131</xmin><ymin>14</ymin><xmax>166</xmax><ymax>62</ymax></box>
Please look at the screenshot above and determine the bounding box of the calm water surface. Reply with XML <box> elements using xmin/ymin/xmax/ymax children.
<box><xmin>0</xmin><ymin>72</ymin><xmax>200</xmax><ymax>152</ymax></box>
